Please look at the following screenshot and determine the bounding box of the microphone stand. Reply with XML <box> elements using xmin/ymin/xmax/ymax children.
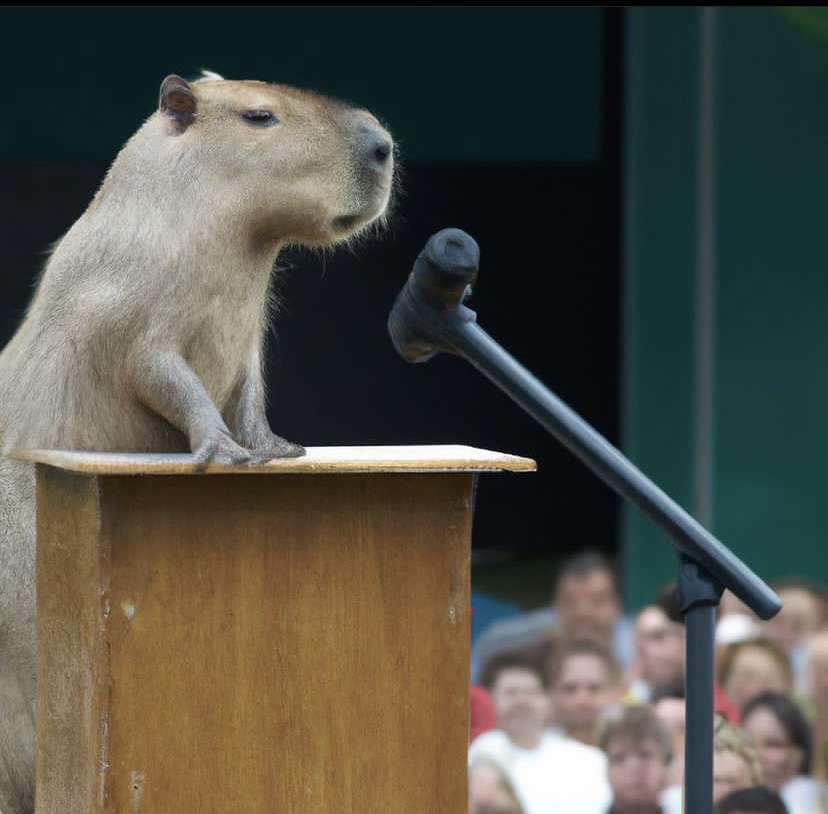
<box><xmin>387</xmin><ymin>228</ymin><xmax>782</xmax><ymax>814</ymax></box>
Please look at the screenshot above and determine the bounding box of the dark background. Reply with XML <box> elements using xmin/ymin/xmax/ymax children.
<box><xmin>0</xmin><ymin>9</ymin><xmax>623</xmax><ymax>606</ymax></box>
<box><xmin>6</xmin><ymin>8</ymin><xmax>827</xmax><ymax>613</ymax></box>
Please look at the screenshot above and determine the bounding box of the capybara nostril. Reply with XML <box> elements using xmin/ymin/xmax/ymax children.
<box><xmin>373</xmin><ymin>139</ymin><xmax>391</xmax><ymax>165</ymax></box>
<box><xmin>361</xmin><ymin>128</ymin><xmax>393</xmax><ymax>169</ymax></box>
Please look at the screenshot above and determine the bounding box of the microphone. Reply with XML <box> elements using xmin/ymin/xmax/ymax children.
<box><xmin>387</xmin><ymin>228</ymin><xmax>480</xmax><ymax>363</ymax></box>
<box><xmin>387</xmin><ymin>227</ymin><xmax>781</xmax><ymax>622</ymax></box>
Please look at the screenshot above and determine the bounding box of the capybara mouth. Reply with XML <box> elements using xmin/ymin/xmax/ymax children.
<box><xmin>333</xmin><ymin>213</ymin><xmax>361</xmax><ymax>231</ymax></box>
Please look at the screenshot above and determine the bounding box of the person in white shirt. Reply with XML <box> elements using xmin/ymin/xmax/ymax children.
<box><xmin>470</xmin><ymin>654</ymin><xmax>612</xmax><ymax>814</ymax></box>
<box><xmin>546</xmin><ymin>638</ymin><xmax>622</xmax><ymax>746</ymax></box>
<box><xmin>468</xmin><ymin>758</ymin><xmax>526</xmax><ymax>814</ymax></box>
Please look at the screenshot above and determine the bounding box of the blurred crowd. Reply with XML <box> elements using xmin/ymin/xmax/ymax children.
<box><xmin>468</xmin><ymin>551</ymin><xmax>828</xmax><ymax>814</ymax></box>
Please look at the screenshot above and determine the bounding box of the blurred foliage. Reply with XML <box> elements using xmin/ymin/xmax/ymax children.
<box><xmin>779</xmin><ymin>7</ymin><xmax>828</xmax><ymax>42</ymax></box>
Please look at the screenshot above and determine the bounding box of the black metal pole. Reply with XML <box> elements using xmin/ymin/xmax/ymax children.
<box><xmin>679</xmin><ymin>557</ymin><xmax>723</xmax><ymax>814</ymax></box>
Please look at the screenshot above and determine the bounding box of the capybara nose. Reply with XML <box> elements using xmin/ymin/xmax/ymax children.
<box><xmin>372</xmin><ymin>137</ymin><xmax>391</xmax><ymax>165</ymax></box>
<box><xmin>361</xmin><ymin>127</ymin><xmax>393</xmax><ymax>169</ymax></box>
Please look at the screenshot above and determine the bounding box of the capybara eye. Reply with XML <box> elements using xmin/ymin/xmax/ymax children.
<box><xmin>241</xmin><ymin>110</ymin><xmax>278</xmax><ymax>127</ymax></box>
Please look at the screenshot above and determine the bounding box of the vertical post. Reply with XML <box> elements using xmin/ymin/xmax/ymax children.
<box><xmin>678</xmin><ymin>555</ymin><xmax>723</xmax><ymax>814</ymax></box>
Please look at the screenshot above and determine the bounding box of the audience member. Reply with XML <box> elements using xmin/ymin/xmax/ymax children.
<box><xmin>718</xmin><ymin>639</ymin><xmax>793</xmax><ymax>711</ymax></box>
<box><xmin>717</xmin><ymin>786</ymin><xmax>790</xmax><ymax>814</ymax></box>
<box><xmin>470</xmin><ymin>655</ymin><xmax>612</xmax><ymax>814</ymax></box>
<box><xmin>472</xmin><ymin>551</ymin><xmax>635</xmax><ymax>683</ymax></box>
<box><xmin>763</xmin><ymin>579</ymin><xmax>828</xmax><ymax>654</ymax></box>
<box><xmin>714</xmin><ymin>717</ymin><xmax>764</xmax><ymax>804</ymax></box>
<box><xmin>598</xmin><ymin>705</ymin><xmax>672</xmax><ymax>814</ymax></box>
<box><xmin>630</xmin><ymin>582</ymin><xmax>740</xmax><ymax>721</ymax></box>
<box><xmin>741</xmin><ymin>693</ymin><xmax>825</xmax><ymax>814</ymax></box>
<box><xmin>547</xmin><ymin>639</ymin><xmax>622</xmax><ymax>745</ymax></box>
<box><xmin>555</xmin><ymin>552</ymin><xmax>630</xmax><ymax>652</ymax></box>
<box><xmin>651</xmin><ymin>679</ymin><xmax>686</xmax><ymax>789</ymax></box>
<box><xmin>469</xmin><ymin>758</ymin><xmax>526</xmax><ymax>814</ymax></box>
<box><xmin>478</xmin><ymin>655</ymin><xmax>551</xmax><ymax>748</ymax></box>
<box><xmin>764</xmin><ymin>581</ymin><xmax>827</xmax><ymax>684</ymax></box>
<box><xmin>629</xmin><ymin>603</ymin><xmax>685</xmax><ymax>703</ymax></box>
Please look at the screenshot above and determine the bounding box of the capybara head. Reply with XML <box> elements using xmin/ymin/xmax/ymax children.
<box><xmin>120</xmin><ymin>72</ymin><xmax>395</xmax><ymax>249</ymax></box>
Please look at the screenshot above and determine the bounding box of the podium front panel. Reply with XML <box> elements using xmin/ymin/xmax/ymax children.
<box><xmin>36</xmin><ymin>468</ymin><xmax>476</xmax><ymax>814</ymax></box>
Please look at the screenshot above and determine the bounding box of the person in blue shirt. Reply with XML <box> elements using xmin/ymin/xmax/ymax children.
<box><xmin>472</xmin><ymin>550</ymin><xmax>635</xmax><ymax>685</ymax></box>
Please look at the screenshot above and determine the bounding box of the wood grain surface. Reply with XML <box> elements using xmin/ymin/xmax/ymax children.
<box><xmin>36</xmin><ymin>466</ymin><xmax>108</xmax><ymax>814</ymax></box>
<box><xmin>36</xmin><ymin>467</ymin><xmax>476</xmax><ymax>813</ymax></box>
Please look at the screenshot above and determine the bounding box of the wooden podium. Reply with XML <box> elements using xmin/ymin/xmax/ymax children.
<box><xmin>22</xmin><ymin>445</ymin><xmax>535</xmax><ymax>813</ymax></box>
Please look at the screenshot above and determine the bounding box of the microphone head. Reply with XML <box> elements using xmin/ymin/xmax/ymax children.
<box><xmin>414</xmin><ymin>228</ymin><xmax>480</xmax><ymax>310</ymax></box>
<box><xmin>388</xmin><ymin>228</ymin><xmax>480</xmax><ymax>363</ymax></box>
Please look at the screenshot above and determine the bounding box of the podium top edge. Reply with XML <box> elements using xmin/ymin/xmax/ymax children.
<box><xmin>11</xmin><ymin>445</ymin><xmax>537</xmax><ymax>475</ymax></box>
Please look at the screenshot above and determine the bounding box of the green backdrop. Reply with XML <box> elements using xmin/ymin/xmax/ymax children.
<box><xmin>623</xmin><ymin>7</ymin><xmax>828</xmax><ymax>608</ymax></box>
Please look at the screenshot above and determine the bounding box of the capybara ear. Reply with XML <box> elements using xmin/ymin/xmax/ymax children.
<box><xmin>159</xmin><ymin>75</ymin><xmax>196</xmax><ymax>127</ymax></box>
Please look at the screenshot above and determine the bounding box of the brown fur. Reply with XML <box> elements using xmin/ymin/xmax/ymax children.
<box><xmin>0</xmin><ymin>72</ymin><xmax>394</xmax><ymax>814</ymax></box>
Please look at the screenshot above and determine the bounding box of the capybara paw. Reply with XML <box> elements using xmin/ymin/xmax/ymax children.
<box><xmin>250</xmin><ymin>433</ymin><xmax>306</xmax><ymax>461</ymax></box>
<box><xmin>193</xmin><ymin>431</ymin><xmax>254</xmax><ymax>466</ymax></box>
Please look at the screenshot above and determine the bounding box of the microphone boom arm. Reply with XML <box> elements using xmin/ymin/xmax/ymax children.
<box><xmin>388</xmin><ymin>228</ymin><xmax>780</xmax><ymax>619</ymax></box>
